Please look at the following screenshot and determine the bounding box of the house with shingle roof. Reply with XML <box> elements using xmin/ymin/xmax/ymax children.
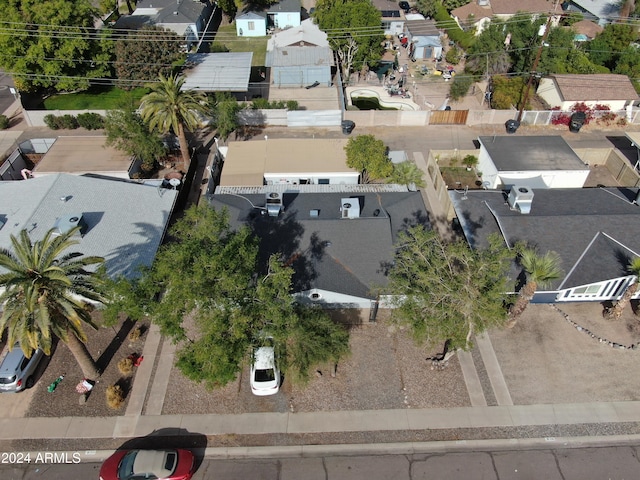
<box><xmin>561</xmin><ymin>0</ymin><xmax>621</xmax><ymax>26</ymax></box>
<box><xmin>404</xmin><ymin>19</ymin><xmax>442</xmax><ymax>59</ymax></box>
<box><xmin>567</xmin><ymin>19</ymin><xmax>603</xmax><ymax>41</ymax></box>
<box><xmin>265</xmin><ymin>19</ymin><xmax>334</xmax><ymax>87</ymax></box>
<box><xmin>451</xmin><ymin>0</ymin><xmax>555</xmax><ymax>35</ymax></box>
<box><xmin>208</xmin><ymin>188</ymin><xmax>430</xmax><ymax>313</ymax></box>
<box><xmin>0</xmin><ymin>174</ymin><xmax>178</xmax><ymax>279</ymax></box>
<box><xmin>113</xmin><ymin>0</ymin><xmax>214</xmax><ymax>49</ymax></box>
<box><xmin>450</xmin><ymin>187</ymin><xmax>640</xmax><ymax>303</ymax></box>
<box><xmin>536</xmin><ymin>74</ymin><xmax>639</xmax><ymax>111</ymax></box>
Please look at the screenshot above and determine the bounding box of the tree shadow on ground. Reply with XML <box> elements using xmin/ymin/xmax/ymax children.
<box><xmin>96</xmin><ymin>318</ymin><xmax>137</xmax><ymax>373</ymax></box>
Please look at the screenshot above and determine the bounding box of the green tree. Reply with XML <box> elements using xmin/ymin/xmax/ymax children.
<box><xmin>388</xmin><ymin>226</ymin><xmax>513</xmax><ymax>350</ymax></box>
<box><xmin>0</xmin><ymin>0</ymin><xmax>113</xmax><ymax>92</ymax></box>
<box><xmin>606</xmin><ymin>257</ymin><xmax>640</xmax><ymax>320</ymax></box>
<box><xmin>0</xmin><ymin>228</ymin><xmax>106</xmax><ymax>379</ymax></box>
<box><xmin>104</xmin><ymin>96</ymin><xmax>167</xmax><ymax>172</ymax></box>
<box><xmin>415</xmin><ymin>0</ymin><xmax>440</xmax><ymax>18</ymax></box>
<box><xmin>105</xmin><ymin>205</ymin><xmax>350</xmax><ymax>387</ymax></box>
<box><xmin>313</xmin><ymin>0</ymin><xmax>384</xmax><ymax>79</ymax></box>
<box><xmin>614</xmin><ymin>46</ymin><xmax>640</xmax><ymax>92</ymax></box>
<box><xmin>588</xmin><ymin>23</ymin><xmax>635</xmax><ymax>70</ymax></box>
<box><xmin>210</xmin><ymin>92</ymin><xmax>240</xmax><ymax>141</ymax></box>
<box><xmin>507</xmin><ymin>248</ymin><xmax>562</xmax><ymax>326</ymax></box>
<box><xmin>344</xmin><ymin>134</ymin><xmax>392</xmax><ymax>183</ymax></box>
<box><xmin>387</xmin><ymin>161</ymin><xmax>425</xmax><ymax>189</ymax></box>
<box><xmin>115</xmin><ymin>26</ymin><xmax>183</xmax><ymax>88</ymax></box>
<box><xmin>465</xmin><ymin>21</ymin><xmax>512</xmax><ymax>76</ymax></box>
<box><xmin>139</xmin><ymin>74</ymin><xmax>207</xmax><ymax>171</ymax></box>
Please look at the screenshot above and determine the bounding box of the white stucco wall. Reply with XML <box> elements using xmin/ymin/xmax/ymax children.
<box><xmin>236</xmin><ymin>17</ymin><xmax>266</xmax><ymax>37</ymax></box>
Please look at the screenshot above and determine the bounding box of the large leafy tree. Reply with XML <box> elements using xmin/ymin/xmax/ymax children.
<box><xmin>0</xmin><ymin>228</ymin><xmax>106</xmax><ymax>379</ymax></box>
<box><xmin>115</xmin><ymin>26</ymin><xmax>183</xmax><ymax>88</ymax></box>
<box><xmin>614</xmin><ymin>46</ymin><xmax>640</xmax><ymax>92</ymax></box>
<box><xmin>507</xmin><ymin>248</ymin><xmax>562</xmax><ymax>326</ymax></box>
<box><xmin>388</xmin><ymin>226</ymin><xmax>513</xmax><ymax>350</ymax></box>
<box><xmin>313</xmin><ymin>0</ymin><xmax>384</xmax><ymax>79</ymax></box>
<box><xmin>139</xmin><ymin>74</ymin><xmax>207</xmax><ymax>171</ymax></box>
<box><xmin>0</xmin><ymin>0</ymin><xmax>113</xmax><ymax>92</ymax></box>
<box><xmin>587</xmin><ymin>23</ymin><xmax>635</xmax><ymax>70</ymax></box>
<box><xmin>104</xmin><ymin>96</ymin><xmax>167</xmax><ymax>171</ymax></box>
<box><xmin>344</xmin><ymin>134</ymin><xmax>392</xmax><ymax>183</ymax></box>
<box><xmin>105</xmin><ymin>205</ymin><xmax>350</xmax><ymax>388</ymax></box>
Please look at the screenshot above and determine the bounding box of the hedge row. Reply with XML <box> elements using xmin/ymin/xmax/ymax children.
<box><xmin>44</xmin><ymin>112</ymin><xmax>105</xmax><ymax>130</ymax></box>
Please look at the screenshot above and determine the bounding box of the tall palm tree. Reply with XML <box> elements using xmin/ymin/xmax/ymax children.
<box><xmin>607</xmin><ymin>257</ymin><xmax>640</xmax><ymax>320</ymax></box>
<box><xmin>507</xmin><ymin>248</ymin><xmax>562</xmax><ymax>327</ymax></box>
<box><xmin>387</xmin><ymin>161</ymin><xmax>426</xmax><ymax>189</ymax></box>
<box><xmin>0</xmin><ymin>228</ymin><xmax>106</xmax><ymax>379</ymax></box>
<box><xmin>139</xmin><ymin>74</ymin><xmax>207</xmax><ymax>171</ymax></box>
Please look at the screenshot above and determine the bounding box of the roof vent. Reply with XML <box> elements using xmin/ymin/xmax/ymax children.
<box><xmin>507</xmin><ymin>186</ymin><xmax>534</xmax><ymax>214</ymax></box>
<box><xmin>265</xmin><ymin>191</ymin><xmax>283</xmax><ymax>217</ymax></box>
<box><xmin>341</xmin><ymin>198</ymin><xmax>360</xmax><ymax>219</ymax></box>
<box><xmin>477</xmin><ymin>0</ymin><xmax>489</xmax><ymax>6</ymax></box>
<box><xmin>52</xmin><ymin>213</ymin><xmax>86</xmax><ymax>237</ymax></box>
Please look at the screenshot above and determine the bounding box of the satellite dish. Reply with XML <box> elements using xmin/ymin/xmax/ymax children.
<box><xmin>169</xmin><ymin>178</ymin><xmax>181</xmax><ymax>189</ymax></box>
<box><xmin>343</xmin><ymin>203</ymin><xmax>352</xmax><ymax>208</ymax></box>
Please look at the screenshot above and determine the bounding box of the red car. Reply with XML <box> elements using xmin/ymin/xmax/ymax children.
<box><xmin>99</xmin><ymin>449</ymin><xmax>195</xmax><ymax>480</ymax></box>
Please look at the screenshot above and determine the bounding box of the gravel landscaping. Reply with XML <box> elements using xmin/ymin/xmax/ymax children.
<box><xmin>23</xmin><ymin>315</ymin><xmax>149</xmax><ymax>418</ymax></box>
<box><xmin>160</xmin><ymin>313</ymin><xmax>470</xmax><ymax>415</ymax></box>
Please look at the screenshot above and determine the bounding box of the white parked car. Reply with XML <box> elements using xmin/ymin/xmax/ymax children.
<box><xmin>250</xmin><ymin>346</ymin><xmax>280</xmax><ymax>396</ymax></box>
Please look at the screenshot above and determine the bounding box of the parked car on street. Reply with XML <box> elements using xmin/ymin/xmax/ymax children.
<box><xmin>250</xmin><ymin>345</ymin><xmax>280</xmax><ymax>396</ymax></box>
<box><xmin>0</xmin><ymin>345</ymin><xmax>45</xmax><ymax>392</ymax></box>
<box><xmin>99</xmin><ymin>449</ymin><xmax>195</xmax><ymax>480</ymax></box>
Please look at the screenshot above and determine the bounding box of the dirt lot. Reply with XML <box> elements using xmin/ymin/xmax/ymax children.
<box><xmin>490</xmin><ymin>302</ymin><xmax>640</xmax><ymax>405</ymax></box>
<box><xmin>160</xmin><ymin>314</ymin><xmax>470</xmax><ymax>415</ymax></box>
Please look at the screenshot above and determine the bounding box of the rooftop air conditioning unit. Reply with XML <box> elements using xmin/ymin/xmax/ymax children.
<box><xmin>52</xmin><ymin>213</ymin><xmax>86</xmax><ymax>237</ymax></box>
<box><xmin>477</xmin><ymin>0</ymin><xmax>489</xmax><ymax>6</ymax></box>
<box><xmin>340</xmin><ymin>198</ymin><xmax>360</xmax><ymax>219</ymax></box>
<box><xmin>265</xmin><ymin>192</ymin><xmax>283</xmax><ymax>217</ymax></box>
<box><xmin>507</xmin><ymin>186</ymin><xmax>534</xmax><ymax>214</ymax></box>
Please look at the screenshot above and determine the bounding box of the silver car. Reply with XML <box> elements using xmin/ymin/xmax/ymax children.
<box><xmin>0</xmin><ymin>344</ymin><xmax>45</xmax><ymax>392</ymax></box>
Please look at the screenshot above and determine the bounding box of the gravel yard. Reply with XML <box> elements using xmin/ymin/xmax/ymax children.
<box><xmin>23</xmin><ymin>316</ymin><xmax>149</xmax><ymax>418</ymax></box>
<box><xmin>161</xmin><ymin>313</ymin><xmax>470</xmax><ymax>415</ymax></box>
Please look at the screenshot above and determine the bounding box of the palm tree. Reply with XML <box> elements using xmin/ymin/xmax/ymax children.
<box><xmin>0</xmin><ymin>228</ymin><xmax>106</xmax><ymax>379</ymax></box>
<box><xmin>139</xmin><ymin>74</ymin><xmax>207</xmax><ymax>171</ymax></box>
<box><xmin>606</xmin><ymin>257</ymin><xmax>640</xmax><ymax>320</ymax></box>
<box><xmin>387</xmin><ymin>161</ymin><xmax>425</xmax><ymax>190</ymax></box>
<box><xmin>507</xmin><ymin>248</ymin><xmax>562</xmax><ymax>327</ymax></box>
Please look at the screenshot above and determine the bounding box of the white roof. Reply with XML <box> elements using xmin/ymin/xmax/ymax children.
<box><xmin>0</xmin><ymin>174</ymin><xmax>177</xmax><ymax>279</ymax></box>
<box><xmin>182</xmin><ymin>52</ymin><xmax>253</xmax><ymax>92</ymax></box>
<box><xmin>267</xmin><ymin>19</ymin><xmax>329</xmax><ymax>49</ymax></box>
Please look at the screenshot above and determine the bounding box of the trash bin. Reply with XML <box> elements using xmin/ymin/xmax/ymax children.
<box><xmin>341</xmin><ymin>120</ymin><xmax>355</xmax><ymax>135</ymax></box>
<box><xmin>569</xmin><ymin>111</ymin><xmax>587</xmax><ymax>132</ymax></box>
<box><xmin>505</xmin><ymin>119</ymin><xmax>520</xmax><ymax>134</ymax></box>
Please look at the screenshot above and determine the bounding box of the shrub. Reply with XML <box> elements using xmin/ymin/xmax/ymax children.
<box><xmin>128</xmin><ymin>325</ymin><xmax>142</xmax><ymax>342</ymax></box>
<box><xmin>106</xmin><ymin>384</ymin><xmax>125</xmax><ymax>409</ymax></box>
<box><xmin>449</xmin><ymin>75</ymin><xmax>474</xmax><ymax>101</ymax></box>
<box><xmin>58</xmin><ymin>114</ymin><xmax>79</xmax><ymax>129</ymax></box>
<box><xmin>44</xmin><ymin>114</ymin><xmax>60</xmax><ymax>130</ymax></box>
<box><xmin>285</xmin><ymin>100</ymin><xmax>299</xmax><ymax>110</ymax></box>
<box><xmin>118</xmin><ymin>357</ymin><xmax>134</xmax><ymax>376</ymax></box>
<box><xmin>0</xmin><ymin>115</ymin><xmax>8</xmax><ymax>130</ymax></box>
<box><xmin>445</xmin><ymin>46</ymin><xmax>462</xmax><ymax>65</ymax></box>
<box><xmin>77</xmin><ymin>112</ymin><xmax>104</xmax><ymax>130</ymax></box>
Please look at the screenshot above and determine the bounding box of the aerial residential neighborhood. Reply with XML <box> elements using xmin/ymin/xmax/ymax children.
<box><xmin>1</xmin><ymin>0</ymin><xmax>640</xmax><ymax>477</ymax></box>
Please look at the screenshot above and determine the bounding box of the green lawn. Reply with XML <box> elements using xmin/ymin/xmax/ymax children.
<box><xmin>43</xmin><ymin>87</ymin><xmax>151</xmax><ymax>110</ymax></box>
<box><xmin>212</xmin><ymin>24</ymin><xmax>267</xmax><ymax>66</ymax></box>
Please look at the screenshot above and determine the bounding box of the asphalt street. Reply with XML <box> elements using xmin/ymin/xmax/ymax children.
<box><xmin>1</xmin><ymin>443</ymin><xmax>639</xmax><ymax>479</ymax></box>
<box><xmin>0</xmin><ymin>70</ymin><xmax>16</xmax><ymax>116</ymax></box>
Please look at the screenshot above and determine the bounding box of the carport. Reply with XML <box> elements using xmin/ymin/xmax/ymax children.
<box><xmin>181</xmin><ymin>52</ymin><xmax>253</xmax><ymax>92</ymax></box>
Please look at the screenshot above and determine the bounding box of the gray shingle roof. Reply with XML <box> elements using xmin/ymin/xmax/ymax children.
<box><xmin>547</xmin><ymin>74</ymin><xmax>639</xmax><ymax>102</ymax></box>
<box><xmin>450</xmin><ymin>187</ymin><xmax>640</xmax><ymax>291</ymax></box>
<box><xmin>265</xmin><ymin>46</ymin><xmax>334</xmax><ymax>67</ymax></box>
<box><xmin>0</xmin><ymin>174</ymin><xmax>178</xmax><ymax>279</ymax></box>
<box><xmin>479</xmin><ymin>136</ymin><xmax>586</xmax><ymax>171</ymax></box>
<box><xmin>208</xmin><ymin>192</ymin><xmax>430</xmax><ymax>298</ymax></box>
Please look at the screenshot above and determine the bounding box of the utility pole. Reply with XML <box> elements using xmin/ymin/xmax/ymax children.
<box><xmin>516</xmin><ymin>14</ymin><xmax>553</xmax><ymax>123</ymax></box>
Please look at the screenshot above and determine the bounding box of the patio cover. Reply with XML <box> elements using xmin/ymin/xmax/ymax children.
<box><xmin>182</xmin><ymin>52</ymin><xmax>253</xmax><ymax>92</ymax></box>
